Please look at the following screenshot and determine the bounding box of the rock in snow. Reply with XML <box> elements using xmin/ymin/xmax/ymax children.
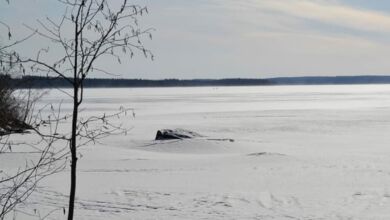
<box><xmin>155</xmin><ymin>129</ymin><xmax>202</xmax><ymax>140</ymax></box>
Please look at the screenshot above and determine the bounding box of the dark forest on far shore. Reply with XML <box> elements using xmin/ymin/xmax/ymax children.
<box><xmin>4</xmin><ymin>75</ymin><xmax>390</xmax><ymax>88</ymax></box>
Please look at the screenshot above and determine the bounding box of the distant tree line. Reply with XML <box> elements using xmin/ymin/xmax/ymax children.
<box><xmin>6</xmin><ymin>75</ymin><xmax>390</xmax><ymax>89</ymax></box>
<box><xmin>269</xmin><ymin>75</ymin><xmax>390</xmax><ymax>85</ymax></box>
<box><xmin>8</xmin><ymin>75</ymin><xmax>273</xmax><ymax>88</ymax></box>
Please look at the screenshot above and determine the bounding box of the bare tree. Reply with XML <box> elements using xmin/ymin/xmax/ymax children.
<box><xmin>0</xmin><ymin>47</ymin><xmax>66</xmax><ymax>219</ymax></box>
<box><xmin>0</xmin><ymin>59</ymin><xmax>66</xmax><ymax>219</ymax></box>
<box><xmin>0</xmin><ymin>8</ymin><xmax>37</xmax><ymax>218</ymax></box>
<box><xmin>0</xmin><ymin>2</ymin><xmax>65</xmax><ymax>219</ymax></box>
<box><xmin>12</xmin><ymin>1</ymin><xmax>153</xmax><ymax>219</ymax></box>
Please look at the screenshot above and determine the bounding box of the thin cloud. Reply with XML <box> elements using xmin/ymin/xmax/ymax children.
<box><xmin>232</xmin><ymin>0</ymin><xmax>390</xmax><ymax>33</ymax></box>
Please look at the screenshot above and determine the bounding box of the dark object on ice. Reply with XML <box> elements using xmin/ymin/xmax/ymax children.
<box><xmin>247</xmin><ymin>152</ymin><xmax>285</xmax><ymax>157</ymax></box>
<box><xmin>207</xmin><ymin>138</ymin><xmax>235</xmax><ymax>142</ymax></box>
<box><xmin>155</xmin><ymin>129</ymin><xmax>202</xmax><ymax>140</ymax></box>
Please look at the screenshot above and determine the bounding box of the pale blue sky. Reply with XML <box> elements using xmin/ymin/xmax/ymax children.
<box><xmin>2</xmin><ymin>0</ymin><xmax>390</xmax><ymax>79</ymax></box>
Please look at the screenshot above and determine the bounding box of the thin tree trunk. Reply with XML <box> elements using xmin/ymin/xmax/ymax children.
<box><xmin>68</xmin><ymin>10</ymin><xmax>80</xmax><ymax>219</ymax></box>
<box><xmin>67</xmin><ymin>85</ymin><xmax>78</xmax><ymax>220</ymax></box>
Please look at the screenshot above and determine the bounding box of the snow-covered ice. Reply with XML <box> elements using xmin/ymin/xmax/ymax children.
<box><xmin>4</xmin><ymin>85</ymin><xmax>390</xmax><ymax>219</ymax></box>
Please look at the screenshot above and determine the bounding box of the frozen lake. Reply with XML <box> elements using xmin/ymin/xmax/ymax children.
<box><xmin>8</xmin><ymin>85</ymin><xmax>390</xmax><ymax>219</ymax></box>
